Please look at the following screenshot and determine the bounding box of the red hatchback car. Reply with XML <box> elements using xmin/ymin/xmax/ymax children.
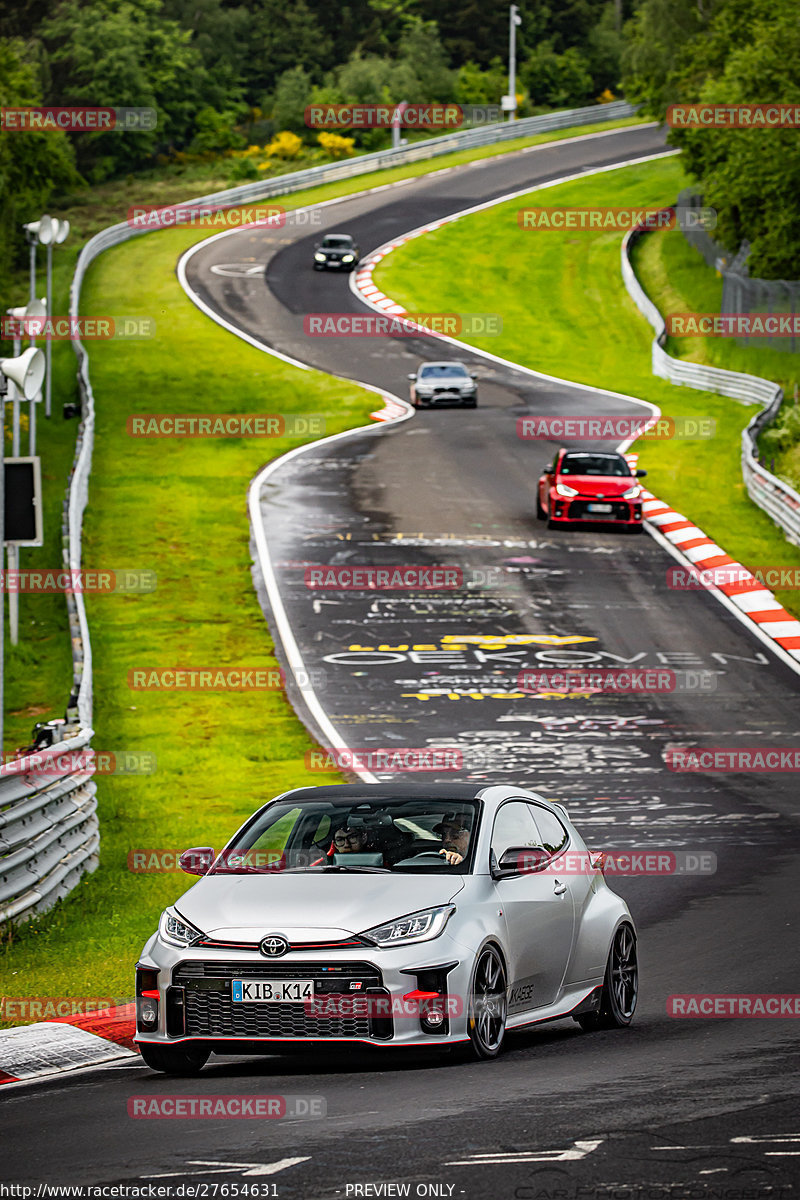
<box><xmin>537</xmin><ymin>449</ymin><xmax>647</xmax><ymax>531</ymax></box>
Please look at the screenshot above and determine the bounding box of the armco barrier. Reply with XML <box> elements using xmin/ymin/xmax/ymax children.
<box><xmin>0</xmin><ymin>729</ymin><xmax>98</xmax><ymax>925</ymax></box>
<box><xmin>40</xmin><ymin>103</ymin><xmax>635</xmax><ymax>927</ymax></box>
<box><xmin>621</xmin><ymin>218</ymin><xmax>800</xmax><ymax>547</ymax></box>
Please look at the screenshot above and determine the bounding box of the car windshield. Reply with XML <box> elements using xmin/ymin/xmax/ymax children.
<box><xmin>560</xmin><ymin>454</ymin><xmax>631</xmax><ymax>477</ymax></box>
<box><xmin>211</xmin><ymin>797</ymin><xmax>480</xmax><ymax>874</ymax></box>
<box><xmin>322</xmin><ymin>236</ymin><xmax>353</xmax><ymax>248</ymax></box>
<box><xmin>419</xmin><ymin>364</ymin><xmax>468</xmax><ymax>378</ymax></box>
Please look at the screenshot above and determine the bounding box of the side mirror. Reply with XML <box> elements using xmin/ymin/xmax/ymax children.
<box><xmin>470</xmin><ymin>372</ymin><xmax>478</xmax><ymax>379</ymax></box>
<box><xmin>407</xmin><ymin>373</ymin><xmax>417</xmax><ymax>380</ymax></box>
<box><xmin>635</xmin><ymin>468</ymin><xmax>648</xmax><ymax>477</ymax></box>
<box><xmin>492</xmin><ymin>846</ymin><xmax>550</xmax><ymax>879</ymax></box>
<box><xmin>179</xmin><ymin>846</ymin><xmax>215</xmax><ymax>876</ymax></box>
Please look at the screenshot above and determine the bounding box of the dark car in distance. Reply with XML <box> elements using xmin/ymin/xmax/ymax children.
<box><xmin>313</xmin><ymin>233</ymin><xmax>360</xmax><ymax>271</ymax></box>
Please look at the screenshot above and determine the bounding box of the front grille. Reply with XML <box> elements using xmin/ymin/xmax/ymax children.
<box><xmin>183</xmin><ymin>989</ymin><xmax>372</xmax><ymax>1039</ymax></box>
<box><xmin>569</xmin><ymin>500</ymin><xmax>632</xmax><ymax>521</ymax></box>
<box><xmin>173</xmin><ymin>961</ymin><xmax>387</xmax><ymax>1040</ymax></box>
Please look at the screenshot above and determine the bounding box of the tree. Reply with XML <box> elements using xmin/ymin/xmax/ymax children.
<box><xmin>669</xmin><ymin>0</ymin><xmax>800</xmax><ymax>277</ymax></box>
<box><xmin>621</xmin><ymin>0</ymin><xmax>712</xmax><ymax>115</ymax></box>
<box><xmin>40</xmin><ymin>0</ymin><xmax>208</xmax><ymax>178</ymax></box>
<box><xmin>0</xmin><ymin>37</ymin><xmax>79</xmax><ymax>285</ymax></box>
<box><xmin>584</xmin><ymin>3</ymin><xmax>625</xmax><ymax>94</ymax></box>
<box><xmin>269</xmin><ymin>68</ymin><xmax>313</xmax><ymax>137</ymax></box>
<box><xmin>160</xmin><ymin>0</ymin><xmax>250</xmax><ymax>111</ymax></box>
<box><xmin>522</xmin><ymin>43</ymin><xmax>593</xmax><ymax>107</ymax></box>
<box><xmin>397</xmin><ymin>17</ymin><xmax>454</xmax><ymax>101</ymax></box>
<box><xmin>244</xmin><ymin>0</ymin><xmax>333</xmax><ymax>98</ymax></box>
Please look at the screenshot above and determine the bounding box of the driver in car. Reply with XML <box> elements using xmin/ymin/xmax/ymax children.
<box><xmin>434</xmin><ymin>813</ymin><xmax>471</xmax><ymax>865</ymax></box>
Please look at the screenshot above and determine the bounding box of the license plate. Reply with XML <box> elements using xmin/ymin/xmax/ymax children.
<box><xmin>587</xmin><ymin>503</ymin><xmax>613</xmax><ymax>513</ymax></box>
<box><xmin>231</xmin><ymin>979</ymin><xmax>315</xmax><ymax>1003</ymax></box>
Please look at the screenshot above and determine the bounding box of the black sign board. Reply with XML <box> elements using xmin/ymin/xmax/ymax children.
<box><xmin>4</xmin><ymin>457</ymin><xmax>42</xmax><ymax>545</ymax></box>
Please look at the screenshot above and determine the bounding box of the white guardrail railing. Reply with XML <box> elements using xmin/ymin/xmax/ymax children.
<box><xmin>1</xmin><ymin>102</ymin><xmax>636</xmax><ymax>928</ymax></box>
<box><xmin>0</xmin><ymin>730</ymin><xmax>98</xmax><ymax>924</ymax></box>
<box><xmin>622</xmin><ymin>219</ymin><xmax>800</xmax><ymax>547</ymax></box>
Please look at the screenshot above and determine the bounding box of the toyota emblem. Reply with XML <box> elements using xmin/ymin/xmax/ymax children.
<box><xmin>259</xmin><ymin>935</ymin><xmax>289</xmax><ymax>957</ymax></box>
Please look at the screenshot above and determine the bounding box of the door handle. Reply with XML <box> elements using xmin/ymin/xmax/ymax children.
<box><xmin>553</xmin><ymin>881</ymin><xmax>567</xmax><ymax>895</ymax></box>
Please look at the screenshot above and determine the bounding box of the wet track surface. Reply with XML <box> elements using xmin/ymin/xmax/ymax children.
<box><xmin>5</xmin><ymin>125</ymin><xmax>800</xmax><ymax>1198</ymax></box>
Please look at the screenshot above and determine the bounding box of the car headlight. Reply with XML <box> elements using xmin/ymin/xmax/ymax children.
<box><xmin>556</xmin><ymin>482</ymin><xmax>579</xmax><ymax>497</ymax></box>
<box><xmin>622</xmin><ymin>485</ymin><xmax>641</xmax><ymax>499</ymax></box>
<box><xmin>314</xmin><ymin>253</ymin><xmax>326</xmax><ymax>262</ymax></box>
<box><xmin>158</xmin><ymin>907</ymin><xmax>203</xmax><ymax>947</ymax></box>
<box><xmin>341</xmin><ymin>254</ymin><xmax>355</xmax><ymax>262</ymax></box>
<box><xmin>360</xmin><ymin>905</ymin><xmax>455</xmax><ymax>947</ymax></box>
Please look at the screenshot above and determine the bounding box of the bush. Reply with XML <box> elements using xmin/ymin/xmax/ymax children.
<box><xmin>317</xmin><ymin>131</ymin><xmax>355</xmax><ymax>159</ymax></box>
<box><xmin>263</xmin><ymin>130</ymin><xmax>304</xmax><ymax>159</ymax></box>
<box><xmin>226</xmin><ymin>157</ymin><xmax>260</xmax><ymax>180</ymax></box>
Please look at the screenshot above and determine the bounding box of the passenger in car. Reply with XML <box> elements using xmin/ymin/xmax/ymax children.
<box><xmin>333</xmin><ymin>822</ymin><xmax>371</xmax><ymax>854</ymax></box>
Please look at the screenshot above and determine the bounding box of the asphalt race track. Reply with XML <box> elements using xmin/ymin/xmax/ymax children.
<box><xmin>5</xmin><ymin>125</ymin><xmax>800</xmax><ymax>1198</ymax></box>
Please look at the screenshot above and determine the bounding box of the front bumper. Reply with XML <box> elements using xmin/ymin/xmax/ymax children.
<box><xmin>315</xmin><ymin>257</ymin><xmax>355</xmax><ymax>269</ymax></box>
<box><xmin>549</xmin><ymin>496</ymin><xmax>643</xmax><ymax>524</ymax></box>
<box><xmin>415</xmin><ymin>390</ymin><xmax>476</xmax><ymax>406</ymax></box>
<box><xmin>135</xmin><ymin>939</ymin><xmax>473</xmax><ymax>1051</ymax></box>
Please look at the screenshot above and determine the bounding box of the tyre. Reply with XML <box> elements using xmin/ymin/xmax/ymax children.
<box><xmin>625</xmin><ymin>524</ymin><xmax>644</xmax><ymax>535</ymax></box>
<box><xmin>467</xmin><ymin>945</ymin><xmax>507</xmax><ymax>1060</ymax></box>
<box><xmin>464</xmin><ymin>398</ymin><xmax>477</xmax><ymax>408</ymax></box>
<box><xmin>577</xmin><ymin>923</ymin><xmax>638</xmax><ymax>1031</ymax></box>
<box><xmin>139</xmin><ymin>1042</ymin><xmax>210</xmax><ymax>1076</ymax></box>
<box><xmin>536</xmin><ymin>495</ymin><xmax>546</xmax><ymax>520</ymax></box>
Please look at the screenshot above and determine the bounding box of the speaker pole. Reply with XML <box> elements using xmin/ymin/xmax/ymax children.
<box><xmin>45</xmin><ymin>239</ymin><xmax>53</xmax><ymax>418</ymax></box>
<box><xmin>1</xmin><ymin>376</ymin><xmax>5</xmax><ymax>751</ymax></box>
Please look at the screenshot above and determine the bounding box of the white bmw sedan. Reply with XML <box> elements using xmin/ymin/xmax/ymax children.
<box><xmin>135</xmin><ymin>783</ymin><xmax>637</xmax><ymax>1074</ymax></box>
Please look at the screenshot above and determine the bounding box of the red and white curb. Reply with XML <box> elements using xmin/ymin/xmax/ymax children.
<box><xmin>0</xmin><ymin>1005</ymin><xmax>136</xmax><ymax>1084</ymax></box>
<box><xmin>370</xmin><ymin>396</ymin><xmax>408</xmax><ymax>422</ymax></box>
<box><xmin>642</xmin><ymin>493</ymin><xmax>800</xmax><ymax>664</ymax></box>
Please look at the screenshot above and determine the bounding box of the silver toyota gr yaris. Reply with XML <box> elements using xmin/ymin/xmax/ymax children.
<box><xmin>135</xmin><ymin>783</ymin><xmax>638</xmax><ymax>1074</ymax></box>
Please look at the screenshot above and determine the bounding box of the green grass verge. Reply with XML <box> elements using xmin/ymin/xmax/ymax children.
<box><xmin>632</xmin><ymin>227</ymin><xmax>800</xmax><ymax>491</ymax></box>
<box><xmin>0</xmin><ymin>113</ymin><xmax>649</xmax><ymax>1013</ymax></box>
<box><xmin>374</xmin><ymin>155</ymin><xmax>800</xmax><ymax>615</ymax></box>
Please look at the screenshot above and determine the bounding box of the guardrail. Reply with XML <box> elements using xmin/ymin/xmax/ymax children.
<box><xmin>0</xmin><ymin>729</ymin><xmax>98</xmax><ymax>925</ymax></box>
<box><xmin>621</xmin><ymin>218</ymin><xmax>800</xmax><ymax>547</ymax></box>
